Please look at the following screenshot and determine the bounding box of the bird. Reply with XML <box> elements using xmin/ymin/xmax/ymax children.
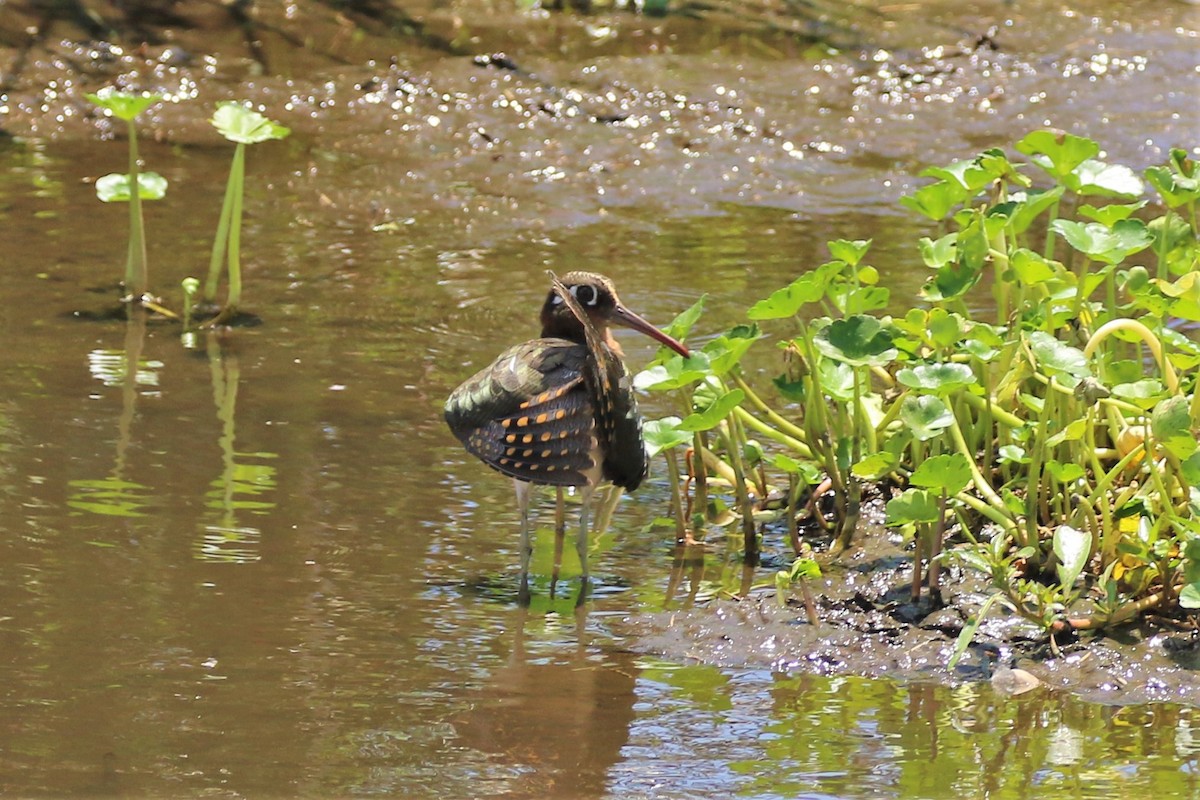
<box><xmin>445</xmin><ymin>271</ymin><xmax>691</xmax><ymax>605</ymax></box>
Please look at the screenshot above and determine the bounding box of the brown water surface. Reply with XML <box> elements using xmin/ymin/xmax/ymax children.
<box><xmin>1</xmin><ymin>0</ymin><xmax>1198</xmax><ymax>796</ymax></box>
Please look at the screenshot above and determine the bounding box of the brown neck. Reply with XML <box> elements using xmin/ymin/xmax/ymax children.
<box><xmin>540</xmin><ymin>308</ymin><xmax>622</xmax><ymax>357</ymax></box>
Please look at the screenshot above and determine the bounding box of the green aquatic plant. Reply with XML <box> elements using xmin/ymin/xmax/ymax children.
<box><xmin>637</xmin><ymin>131</ymin><xmax>1200</xmax><ymax>642</ymax></box>
<box><xmin>85</xmin><ymin>88</ymin><xmax>165</xmax><ymax>303</ymax></box>
<box><xmin>203</xmin><ymin>102</ymin><xmax>291</xmax><ymax>325</ymax></box>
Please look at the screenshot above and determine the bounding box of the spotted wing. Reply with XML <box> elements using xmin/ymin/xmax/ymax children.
<box><xmin>444</xmin><ymin>339</ymin><xmax>598</xmax><ymax>486</ymax></box>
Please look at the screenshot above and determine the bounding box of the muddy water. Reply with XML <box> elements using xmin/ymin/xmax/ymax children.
<box><xmin>2</xmin><ymin>0</ymin><xmax>1199</xmax><ymax>797</ymax></box>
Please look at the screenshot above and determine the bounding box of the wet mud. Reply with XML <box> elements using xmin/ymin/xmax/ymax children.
<box><xmin>621</xmin><ymin>503</ymin><xmax>1200</xmax><ymax>706</ymax></box>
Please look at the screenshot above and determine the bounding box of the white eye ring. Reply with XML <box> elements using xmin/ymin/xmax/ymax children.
<box><xmin>572</xmin><ymin>284</ymin><xmax>598</xmax><ymax>305</ymax></box>
<box><xmin>551</xmin><ymin>293</ymin><xmax>564</xmax><ymax>305</ymax></box>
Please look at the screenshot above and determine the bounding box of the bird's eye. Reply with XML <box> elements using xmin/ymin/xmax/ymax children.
<box><xmin>551</xmin><ymin>293</ymin><xmax>565</xmax><ymax>305</ymax></box>
<box><xmin>572</xmin><ymin>284</ymin><xmax>598</xmax><ymax>305</ymax></box>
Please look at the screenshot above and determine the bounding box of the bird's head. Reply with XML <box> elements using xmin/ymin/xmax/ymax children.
<box><xmin>540</xmin><ymin>271</ymin><xmax>690</xmax><ymax>358</ymax></box>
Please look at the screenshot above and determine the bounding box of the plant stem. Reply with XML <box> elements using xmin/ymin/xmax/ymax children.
<box><xmin>665</xmin><ymin>448</ymin><xmax>688</xmax><ymax>545</ymax></box>
<box><xmin>226</xmin><ymin>142</ymin><xmax>246</xmax><ymax>310</ymax></box>
<box><xmin>126</xmin><ymin>118</ymin><xmax>148</xmax><ymax>299</ymax></box>
<box><xmin>1083</xmin><ymin>318</ymin><xmax>1179</xmax><ymax>394</ymax></box>
<box><xmin>733</xmin><ymin>406</ymin><xmax>811</xmax><ymax>457</ymax></box>
<box><xmin>731</xmin><ymin>373</ymin><xmax>810</xmax><ymax>446</ymax></box>
<box><xmin>205</xmin><ymin>148</ymin><xmax>241</xmax><ymax>303</ymax></box>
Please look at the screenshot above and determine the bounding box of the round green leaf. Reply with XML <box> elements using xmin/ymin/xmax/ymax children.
<box><xmin>211</xmin><ymin>102</ymin><xmax>291</xmax><ymax>144</ymax></box>
<box><xmin>1016</xmin><ymin>130</ymin><xmax>1100</xmax><ymax>181</ymax></box>
<box><xmin>95</xmin><ymin>172</ymin><xmax>168</xmax><ymax>202</ymax></box>
<box><xmin>634</xmin><ymin>352</ymin><xmax>711</xmax><ymax>392</ymax></box>
<box><xmin>643</xmin><ymin>417</ymin><xmax>692</xmax><ymax>457</ymax></box>
<box><xmin>1049</xmin><ymin>218</ymin><xmax>1152</xmax><ymax>265</ymax></box>
<box><xmin>1027</xmin><ymin>331</ymin><xmax>1091</xmax><ymax>382</ymax></box>
<box><xmin>814</xmin><ymin>315</ymin><xmax>897</xmax><ymax>367</ymax></box>
<box><xmin>86</xmin><ymin>88</ymin><xmax>162</xmax><ymax>121</ymax></box>
<box><xmin>896</xmin><ymin>362</ymin><xmax>977</xmax><ymax>394</ymax></box>
<box><xmin>886</xmin><ymin>488</ymin><xmax>939</xmax><ymax>525</ymax></box>
<box><xmin>899</xmin><ymin>394</ymin><xmax>954</xmax><ymax>442</ymax></box>
<box><xmin>679</xmin><ymin>389</ymin><xmax>745</xmax><ymax>432</ymax></box>
<box><xmin>909</xmin><ymin>453</ymin><xmax>972</xmax><ymax>495</ymax></box>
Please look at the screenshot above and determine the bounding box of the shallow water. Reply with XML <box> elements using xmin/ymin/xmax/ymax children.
<box><xmin>1</xmin><ymin>0</ymin><xmax>1198</xmax><ymax>796</ymax></box>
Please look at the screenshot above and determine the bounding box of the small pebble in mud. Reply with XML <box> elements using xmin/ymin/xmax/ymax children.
<box><xmin>991</xmin><ymin>666</ymin><xmax>1041</xmax><ymax>696</ymax></box>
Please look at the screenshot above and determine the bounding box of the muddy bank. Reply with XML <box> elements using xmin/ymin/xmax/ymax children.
<box><xmin>619</xmin><ymin>510</ymin><xmax>1200</xmax><ymax>706</ymax></box>
<box><xmin>2</xmin><ymin>0</ymin><xmax>1196</xmax><ymax>253</ymax></box>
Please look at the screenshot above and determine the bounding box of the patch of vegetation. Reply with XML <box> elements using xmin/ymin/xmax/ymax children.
<box><xmin>84</xmin><ymin>88</ymin><xmax>290</xmax><ymax>329</ymax></box>
<box><xmin>638</xmin><ymin>131</ymin><xmax>1200</xmax><ymax>651</ymax></box>
<box><xmin>85</xmin><ymin>88</ymin><xmax>166</xmax><ymax>306</ymax></box>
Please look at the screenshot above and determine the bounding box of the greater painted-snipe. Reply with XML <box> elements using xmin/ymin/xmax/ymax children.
<box><xmin>445</xmin><ymin>271</ymin><xmax>690</xmax><ymax>604</ymax></box>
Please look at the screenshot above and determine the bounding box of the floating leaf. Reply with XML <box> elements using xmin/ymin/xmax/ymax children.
<box><xmin>1111</xmin><ymin>379</ymin><xmax>1166</xmax><ymax>409</ymax></box>
<box><xmin>927</xmin><ymin>309</ymin><xmax>964</xmax><ymax>349</ymax></box>
<box><xmin>1044</xmin><ymin>460</ymin><xmax>1085</xmax><ymax>483</ymax></box>
<box><xmin>1156</xmin><ymin>272</ymin><xmax>1200</xmax><ymax>321</ymax></box>
<box><xmin>771</xmin><ymin>454</ymin><xmax>821</xmax><ymax>484</ymax></box>
<box><xmin>1145</xmin><ymin>152</ymin><xmax>1200</xmax><ymax>208</ymax></box>
<box><xmin>1006</xmin><ymin>187</ymin><xmax>1065</xmax><ymax>235</ymax></box>
<box><xmin>998</xmin><ymin>444</ymin><xmax>1029</xmax><ymax>464</ymax></box>
<box><xmin>95</xmin><ymin>172</ymin><xmax>168</xmax><ymax>202</ymax></box>
<box><xmin>1009</xmin><ymin>248</ymin><xmax>1060</xmax><ymax>284</ymax></box>
<box><xmin>1046</xmin><ymin>418</ymin><xmax>1088</xmax><ymax>447</ymax></box>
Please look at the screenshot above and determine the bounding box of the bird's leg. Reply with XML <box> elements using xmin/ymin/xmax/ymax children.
<box><xmin>550</xmin><ymin>487</ymin><xmax>566</xmax><ymax>597</ymax></box>
<box><xmin>514</xmin><ymin>479</ymin><xmax>533</xmax><ymax>606</ymax></box>
<box><xmin>575</xmin><ymin>485</ymin><xmax>596</xmax><ymax>607</ymax></box>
